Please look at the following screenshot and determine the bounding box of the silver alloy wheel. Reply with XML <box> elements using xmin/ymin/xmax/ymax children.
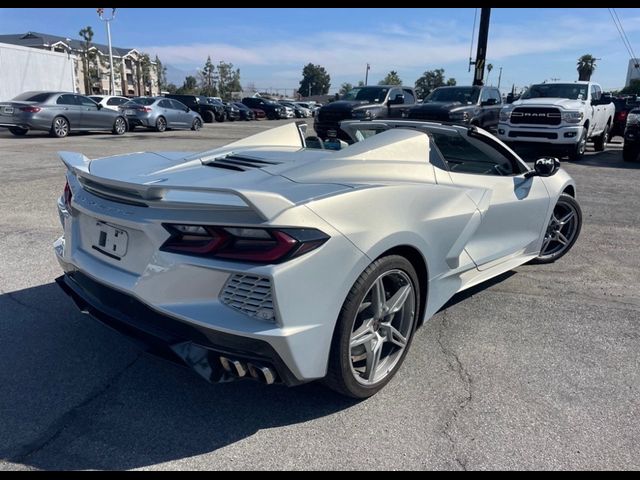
<box><xmin>156</xmin><ymin>117</ymin><xmax>166</xmax><ymax>132</ymax></box>
<box><xmin>540</xmin><ymin>200</ymin><xmax>579</xmax><ymax>257</ymax></box>
<box><xmin>114</xmin><ymin>117</ymin><xmax>126</xmax><ymax>134</ymax></box>
<box><xmin>193</xmin><ymin>118</ymin><xmax>202</xmax><ymax>130</ymax></box>
<box><xmin>577</xmin><ymin>128</ymin><xmax>587</xmax><ymax>156</ymax></box>
<box><xmin>349</xmin><ymin>270</ymin><xmax>416</xmax><ymax>385</ymax></box>
<box><xmin>54</xmin><ymin>117</ymin><xmax>69</xmax><ymax>137</ymax></box>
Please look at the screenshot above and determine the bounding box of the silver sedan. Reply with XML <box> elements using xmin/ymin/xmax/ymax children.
<box><xmin>0</xmin><ymin>91</ymin><xmax>128</xmax><ymax>137</ymax></box>
<box><xmin>120</xmin><ymin>97</ymin><xmax>203</xmax><ymax>132</ymax></box>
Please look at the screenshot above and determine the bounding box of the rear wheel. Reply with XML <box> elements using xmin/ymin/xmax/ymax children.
<box><xmin>203</xmin><ymin>110</ymin><xmax>215</xmax><ymax>123</ymax></box>
<box><xmin>112</xmin><ymin>116</ymin><xmax>127</xmax><ymax>135</ymax></box>
<box><xmin>567</xmin><ymin>127</ymin><xmax>587</xmax><ymax>161</ymax></box>
<box><xmin>323</xmin><ymin>255</ymin><xmax>419</xmax><ymax>398</ymax></box>
<box><xmin>530</xmin><ymin>193</ymin><xmax>582</xmax><ymax>264</ymax></box>
<box><xmin>593</xmin><ymin>124</ymin><xmax>610</xmax><ymax>152</ymax></box>
<box><xmin>155</xmin><ymin>116</ymin><xmax>167</xmax><ymax>132</ymax></box>
<box><xmin>9</xmin><ymin>127</ymin><xmax>28</xmax><ymax>136</ymax></box>
<box><xmin>623</xmin><ymin>144</ymin><xmax>640</xmax><ymax>162</ymax></box>
<box><xmin>50</xmin><ymin>116</ymin><xmax>69</xmax><ymax>138</ymax></box>
<box><xmin>215</xmin><ymin>112</ymin><xmax>225</xmax><ymax>122</ymax></box>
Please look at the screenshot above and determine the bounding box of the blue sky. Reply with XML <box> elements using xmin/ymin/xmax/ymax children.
<box><xmin>1</xmin><ymin>8</ymin><xmax>639</xmax><ymax>94</ymax></box>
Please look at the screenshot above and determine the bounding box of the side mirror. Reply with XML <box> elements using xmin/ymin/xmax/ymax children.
<box><xmin>388</xmin><ymin>94</ymin><xmax>404</xmax><ymax>105</ymax></box>
<box><xmin>185</xmin><ymin>107</ymin><xmax>190</xmax><ymax>112</ymax></box>
<box><xmin>96</xmin><ymin>103</ymin><xmax>103</xmax><ymax>110</ymax></box>
<box><xmin>525</xmin><ymin>157</ymin><xmax>560</xmax><ymax>178</ymax></box>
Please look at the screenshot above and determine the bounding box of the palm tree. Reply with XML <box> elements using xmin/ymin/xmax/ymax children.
<box><xmin>486</xmin><ymin>63</ymin><xmax>493</xmax><ymax>85</ymax></box>
<box><xmin>78</xmin><ymin>26</ymin><xmax>95</xmax><ymax>94</ymax></box>
<box><xmin>577</xmin><ymin>54</ymin><xmax>597</xmax><ymax>81</ymax></box>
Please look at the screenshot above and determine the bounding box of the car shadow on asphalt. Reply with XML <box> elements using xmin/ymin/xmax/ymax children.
<box><xmin>0</xmin><ymin>282</ymin><xmax>359</xmax><ymax>470</ymax></box>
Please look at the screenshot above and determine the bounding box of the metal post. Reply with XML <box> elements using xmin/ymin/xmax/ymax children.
<box><xmin>98</xmin><ymin>8</ymin><xmax>117</xmax><ymax>96</ymax></box>
<box><xmin>473</xmin><ymin>8</ymin><xmax>491</xmax><ymax>86</ymax></box>
<box><xmin>497</xmin><ymin>66</ymin><xmax>502</xmax><ymax>89</ymax></box>
<box><xmin>365</xmin><ymin>63</ymin><xmax>370</xmax><ymax>86</ymax></box>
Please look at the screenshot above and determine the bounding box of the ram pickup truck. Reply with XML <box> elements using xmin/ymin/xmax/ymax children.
<box><xmin>498</xmin><ymin>81</ymin><xmax>614</xmax><ymax>161</ymax></box>
<box><xmin>314</xmin><ymin>85</ymin><xmax>417</xmax><ymax>141</ymax></box>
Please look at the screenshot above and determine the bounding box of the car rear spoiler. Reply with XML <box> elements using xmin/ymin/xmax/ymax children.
<box><xmin>58</xmin><ymin>151</ymin><xmax>295</xmax><ymax>221</ymax></box>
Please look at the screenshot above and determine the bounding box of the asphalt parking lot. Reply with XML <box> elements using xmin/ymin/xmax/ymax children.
<box><xmin>0</xmin><ymin>121</ymin><xmax>638</xmax><ymax>470</ymax></box>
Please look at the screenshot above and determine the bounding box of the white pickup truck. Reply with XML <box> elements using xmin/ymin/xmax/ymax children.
<box><xmin>498</xmin><ymin>81</ymin><xmax>615</xmax><ymax>161</ymax></box>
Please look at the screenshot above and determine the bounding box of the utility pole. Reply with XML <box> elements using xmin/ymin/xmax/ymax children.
<box><xmin>472</xmin><ymin>8</ymin><xmax>491</xmax><ymax>86</ymax></box>
<box><xmin>497</xmin><ymin>66</ymin><xmax>503</xmax><ymax>89</ymax></box>
<box><xmin>365</xmin><ymin>63</ymin><xmax>370</xmax><ymax>86</ymax></box>
<box><xmin>97</xmin><ymin>8</ymin><xmax>117</xmax><ymax>95</ymax></box>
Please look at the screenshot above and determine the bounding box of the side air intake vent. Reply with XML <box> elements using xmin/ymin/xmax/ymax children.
<box><xmin>205</xmin><ymin>154</ymin><xmax>283</xmax><ymax>172</ymax></box>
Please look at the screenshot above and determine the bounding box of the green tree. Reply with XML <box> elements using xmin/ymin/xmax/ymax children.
<box><xmin>155</xmin><ymin>55</ymin><xmax>167</xmax><ymax>92</ymax></box>
<box><xmin>414</xmin><ymin>68</ymin><xmax>456</xmax><ymax>99</ymax></box>
<box><xmin>298</xmin><ymin>63</ymin><xmax>331</xmax><ymax>97</ymax></box>
<box><xmin>339</xmin><ymin>82</ymin><xmax>354</xmax><ymax>96</ymax></box>
<box><xmin>78</xmin><ymin>26</ymin><xmax>97</xmax><ymax>94</ymax></box>
<box><xmin>176</xmin><ymin>75</ymin><xmax>198</xmax><ymax>94</ymax></box>
<box><xmin>357</xmin><ymin>80</ymin><xmax>365</xmax><ymax>87</ymax></box>
<box><xmin>166</xmin><ymin>83</ymin><xmax>178</xmax><ymax>94</ymax></box>
<box><xmin>199</xmin><ymin>56</ymin><xmax>217</xmax><ymax>97</ymax></box>
<box><xmin>378</xmin><ymin>70</ymin><xmax>402</xmax><ymax>86</ymax></box>
<box><xmin>217</xmin><ymin>61</ymin><xmax>242</xmax><ymax>99</ymax></box>
<box><xmin>620</xmin><ymin>79</ymin><xmax>640</xmax><ymax>95</ymax></box>
<box><xmin>138</xmin><ymin>54</ymin><xmax>152</xmax><ymax>95</ymax></box>
<box><xmin>577</xmin><ymin>54</ymin><xmax>597</xmax><ymax>81</ymax></box>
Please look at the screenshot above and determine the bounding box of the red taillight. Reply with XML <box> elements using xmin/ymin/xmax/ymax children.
<box><xmin>616</xmin><ymin>111</ymin><xmax>628</xmax><ymax>121</ymax></box>
<box><xmin>161</xmin><ymin>225</ymin><xmax>329</xmax><ymax>264</ymax></box>
<box><xmin>63</xmin><ymin>180</ymin><xmax>72</xmax><ymax>210</ymax></box>
<box><xmin>19</xmin><ymin>106</ymin><xmax>41</xmax><ymax>113</ymax></box>
<box><xmin>140</xmin><ymin>106</ymin><xmax>152</xmax><ymax>112</ymax></box>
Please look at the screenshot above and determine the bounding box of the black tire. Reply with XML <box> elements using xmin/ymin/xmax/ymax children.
<box><xmin>155</xmin><ymin>116</ymin><xmax>167</xmax><ymax>132</ymax></box>
<box><xmin>623</xmin><ymin>144</ymin><xmax>640</xmax><ymax>162</ymax></box>
<box><xmin>112</xmin><ymin>116</ymin><xmax>127</xmax><ymax>135</ymax></box>
<box><xmin>50</xmin><ymin>116</ymin><xmax>70</xmax><ymax>138</ymax></box>
<box><xmin>191</xmin><ymin>117</ymin><xmax>202</xmax><ymax>131</ymax></box>
<box><xmin>530</xmin><ymin>193</ymin><xmax>582</xmax><ymax>265</ymax></box>
<box><xmin>567</xmin><ymin>127</ymin><xmax>587</xmax><ymax>161</ymax></box>
<box><xmin>9</xmin><ymin>127</ymin><xmax>28</xmax><ymax>136</ymax></box>
<box><xmin>593</xmin><ymin>124</ymin><xmax>610</xmax><ymax>152</ymax></box>
<box><xmin>323</xmin><ymin>255</ymin><xmax>420</xmax><ymax>398</ymax></box>
<box><xmin>203</xmin><ymin>110</ymin><xmax>215</xmax><ymax>123</ymax></box>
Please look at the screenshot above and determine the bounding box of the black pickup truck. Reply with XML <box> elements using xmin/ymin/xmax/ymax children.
<box><xmin>314</xmin><ymin>85</ymin><xmax>417</xmax><ymax>141</ymax></box>
<box><xmin>407</xmin><ymin>85</ymin><xmax>503</xmax><ymax>131</ymax></box>
<box><xmin>164</xmin><ymin>94</ymin><xmax>226</xmax><ymax>123</ymax></box>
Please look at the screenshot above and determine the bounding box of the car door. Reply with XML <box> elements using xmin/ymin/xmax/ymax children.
<box><xmin>589</xmin><ymin>85</ymin><xmax>601</xmax><ymax>136</ymax></box>
<box><xmin>386</xmin><ymin>88</ymin><xmax>407</xmax><ymax>119</ymax></box>
<box><xmin>429</xmin><ymin>129</ymin><xmax>551</xmax><ymax>269</ymax></box>
<box><xmin>169</xmin><ymin>100</ymin><xmax>190</xmax><ymax>127</ymax></box>
<box><xmin>55</xmin><ymin>94</ymin><xmax>83</xmax><ymax>127</ymax></box>
<box><xmin>76</xmin><ymin>95</ymin><xmax>109</xmax><ymax>129</ymax></box>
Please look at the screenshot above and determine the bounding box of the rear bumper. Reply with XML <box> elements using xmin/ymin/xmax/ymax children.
<box><xmin>56</xmin><ymin>270</ymin><xmax>304</xmax><ymax>386</ymax></box>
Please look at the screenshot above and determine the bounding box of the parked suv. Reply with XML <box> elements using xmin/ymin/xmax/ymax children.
<box><xmin>314</xmin><ymin>85</ymin><xmax>417</xmax><ymax>141</ymax></box>
<box><xmin>241</xmin><ymin>97</ymin><xmax>286</xmax><ymax>120</ymax></box>
<box><xmin>498</xmin><ymin>81</ymin><xmax>615</xmax><ymax>161</ymax></box>
<box><xmin>164</xmin><ymin>94</ymin><xmax>225</xmax><ymax>123</ymax></box>
<box><xmin>623</xmin><ymin>108</ymin><xmax>640</xmax><ymax>162</ymax></box>
<box><xmin>407</xmin><ymin>85</ymin><xmax>502</xmax><ymax>131</ymax></box>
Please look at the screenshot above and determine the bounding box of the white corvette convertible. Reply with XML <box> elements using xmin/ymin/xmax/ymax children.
<box><xmin>54</xmin><ymin>120</ymin><xmax>582</xmax><ymax>398</ymax></box>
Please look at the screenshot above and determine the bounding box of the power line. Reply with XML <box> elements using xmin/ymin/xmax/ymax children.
<box><xmin>608</xmin><ymin>8</ymin><xmax>640</xmax><ymax>72</ymax></box>
<box><xmin>468</xmin><ymin>8</ymin><xmax>478</xmax><ymax>73</ymax></box>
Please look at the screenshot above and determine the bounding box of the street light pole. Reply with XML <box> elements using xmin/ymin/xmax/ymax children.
<box><xmin>97</xmin><ymin>8</ymin><xmax>117</xmax><ymax>96</ymax></box>
<box><xmin>365</xmin><ymin>63</ymin><xmax>370</xmax><ymax>86</ymax></box>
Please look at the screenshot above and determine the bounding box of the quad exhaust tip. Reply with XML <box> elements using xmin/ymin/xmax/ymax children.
<box><xmin>219</xmin><ymin>356</ymin><xmax>276</xmax><ymax>385</ymax></box>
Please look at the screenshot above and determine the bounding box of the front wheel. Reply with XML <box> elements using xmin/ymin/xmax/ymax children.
<box><xmin>530</xmin><ymin>193</ymin><xmax>582</xmax><ymax>264</ymax></box>
<box><xmin>567</xmin><ymin>127</ymin><xmax>587</xmax><ymax>161</ymax></box>
<box><xmin>191</xmin><ymin>117</ymin><xmax>202</xmax><ymax>131</ymax></box>
<box><xmin>9</xmin><ymin>127</ymin><xmax>28</xmax><ymax>136</ymax></box>
<box><xmin>215</xmin><ymin>112</ymin><xmax>225</xmax><ymax>122</ymax></box>
<box><xmin>323</xmin><ymin>255</ymin><xmax>419</xmax><ymax>398</ymax></box>
<box><xmin>50</xmin><ymin>116</ymin><xmax>70</xmax><ymax>138</ymax></box>
<box><xmin>112</xmin><ymin>116</ymin><xmax>127</xmax><ymax>135</ymax></box>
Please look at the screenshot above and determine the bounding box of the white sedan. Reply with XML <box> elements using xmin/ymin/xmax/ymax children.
<box><xmin>54</xmin><ymin>120</ymin><xmax>581</xmax><ymax>398</ymax></box>
<box><xmin>88</xmin><ymin>95</ymin><xmax>130</xmax><ymax>112</ymax></box>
